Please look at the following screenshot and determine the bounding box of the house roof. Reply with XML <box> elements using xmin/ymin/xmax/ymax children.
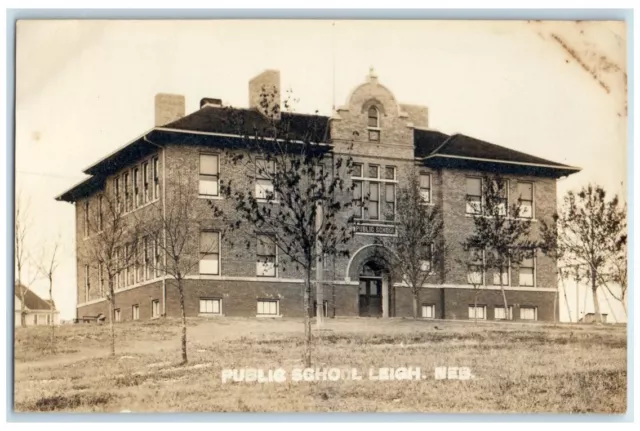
<box><xmin>15</xmin><ymin>283</ymin><xmax>55</xmax><ymax>311</ymax></box>
<box><xmin>56</xmin><ymin>105</ymin><xmax>580</xmax><ymax>202</ymax></box>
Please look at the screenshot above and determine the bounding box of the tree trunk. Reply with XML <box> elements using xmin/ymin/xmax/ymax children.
<box><xmin>21</xmin><ymin>290</ymin><xmax>26</xmax><ymax>328</ymax></box>
<box><xmin>500</xmin><ymin>265</ymin><xmax>509</xmax><ymax>321</ymax></box>
<box><xmin>108</xmin><ymin>279</ymin><xmax>116</xmax><ymax>357</ymax></box>
<box><xmin>412</xmin><ymin>291</ymin><xmax>419</xmax><ymax>320</ymax></box>
<box><xmin>49</xmin><ymin>277</ymin><xmax>55</xmax><ymax>353</ymax></box>
<box><xmin>591</xmin><ymin>269</ymin><xmax>602</xmax><ymax>324</ymax></box>
<box><xmin>303</xmin><ymin>267</ymin><xmax>312</xmax><ymax>368</ymax></box>
<box><xmin>178</xmin><ymin>277</ymin><xmax>188</xmax><ymax>364</ymax></box>
<box><xmin>474</xmin><ymin>289</ymin><xmax>479</xmax><ymax>324</ymax></box>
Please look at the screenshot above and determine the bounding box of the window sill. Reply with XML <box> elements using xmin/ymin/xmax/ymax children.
<box><xmin>256</xmin><ymin>314</ymin><xmax>282</xmax><ymax>318</ymax></box>
<box><xmin>256</xmin><ymin>199</ymin><xmax>280</xmax><ymax>204</ymax></box>
<box><xmin>198</xmin><ymin>313</ymin><xmax>224</xmax><ymax>318</ymax></box>
<box><xmin>150</xmin><ymin>316</ymin><xmax>161</xmax><ymax>320</ymax></box>
<box><xmin>198</xmin><ymin>195</ymin><xmax>223</xmax><ymax>200</ymax></box>
<box><xmin>465</xmin><ymin>213</ymin><xmax>537</xmax><ymax>222</ymax></box>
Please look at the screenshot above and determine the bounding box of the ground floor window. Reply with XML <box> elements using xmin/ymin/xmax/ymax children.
<box><xmin>257</xmin><ymin>299</ymin><xmax>279</xmax><ymax>316</ymax></box>
<box><xmin>520</xmin><ymin>306</ymin><xmax>537</xmax><ymax>321</ymax></box>
<box><xmin>151</xmin><ymin>300</ymin><xmax>160</xmax><ymax>318</ymax></box>
<box><xmin>313</xmin><ymin>300</ymin><xmax>329</xmax><ymax>317</ymax></box>
<box><xmin>422</xmin><ymin>304</ymin><xmax>435</xmax><ymax>319</ymax></box>
<box><xmin>468</xmin><ymin>305</ymin><xmax>486</xmax><ymax>320</ymax></box>
<box><xmin>494</xmin><ymin>306</ymin><xmax>513</xmax><ymax>320</ymax></box>
<box><xmin>199</xmin><ymin>298</ymin><xmax>222</xmax><ymax>315</ymax></box>
<box><xmin>132</xmin><ymin>304</ymin><xmax>139</xmax><ymax>320</ymax></box>
<box><xmin>114</xmin><ymin>309</ymin><xmax>121</xmax><ymax>322</ymax></box>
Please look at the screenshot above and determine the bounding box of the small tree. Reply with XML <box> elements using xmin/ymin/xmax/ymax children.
<box><xmin>458</xmin><ymin>246</ymin><xmax>487</xmax><ymax>323</ymax></box>
<box><xmin>601</xmin><ymin>241</ymin><xmax>628</xmax><ymax>315</ymax></box>
<box><xmin>379</xmin><ymin>170</ymin><xmax>444</xmax><ymax>319</ymax></box>
<box><xmin>15</xmin><ymin>192</ymin><xmax>31</xmax><ymax>327</ymax></box>
<box><xmin>540</xmin><ymin>184</ymin><xmax>626</xmax><ymax>323</ymax></box>
<box><xmin>35</xmin><ymin>238</ymin><xmax>60</xmax><ymax>353</ymax></box>
<box><xmin>83</xmin><ymin>191</ymin><xmax>139</xmax><ymax>356</ymax></box>
<box><xmin>462</xmin><ymin>174</ymin><xmax>536</xmax><ymax>316</ymax></box>
<box><xmin>215</xmin><ymin>88</ymin><xmax>356</xmax><ymax>367</ymax></box>
<box><xmin>139</xmin><ymin>175</ymin><xmax>222</xmax><ymax>365</ymax></box>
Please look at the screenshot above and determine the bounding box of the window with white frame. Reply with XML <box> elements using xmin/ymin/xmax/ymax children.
<box><xmin>151</xmin><ymin>299</ymin><xmax>160</xmax><ymax>318</ymax></box>
<box><xmin>313</xmin><ymin>300</ymin><xmax>329</xmax><ymax>317</ymax></box>
<box><xmin>519</xmin><ymin>306</ymin><xmax>537</xmax><ymax>321</ymax></box>
<box><xmin>143</xmin><ymin>161</ymin><xmax>150</xmax><ymax>204</ymax></box>
<box><xmin>367</xmin><ymin>107</ymin><xmax>380</xmax><ymax>141</ymax></box>
<box><xmin>466</xmin><ymin>177</ymin><xmax>482</xmax><ymax>214</ymax></box>
<box><xmin>494</xmin><ymin>306</ymin><xmax>513</xmax><ymax>320</ymax></box>
<box><xmin>489</xmin><ymin>250</ymin><xmax>509</xmax><ymax>286</ymax></box>
<box><xmin>257</xmin><ymin>299</ymin><xmax>279</xmax><ymax>316</ymax></box>
<box><xmin>199</xmin><ymin>231</ymin><xmax>220</xmax><ymax>275</ymax></box>
<box><xmin>383</xmin><ymin>167</ymin><xmax>396</xmax><ymax>221</ymax></box>
<box><xmin>256</xmin><ymin>235</ymin><xmax>276</xmax><ymax>277</ymax></box>
<box><xmin>420</xmin><ymin>173</ymin><xmax>431</xmax><ymax>203</ymax></box>
<box><xmin>422</xmin><ymin>304</ymin><xmax>435</xmax><ymax>319</ymax></box>
<box><xmin>255</xmin><ymin>158</ymin><xmax>275</xmax><ymax>200</ymax></box>
<box><xmin>115</xmin><ymin>247</ymin><xmax>122</xmax><ymax>289</ymax></box>
<box><xmin>123</xmin><ymin>172</ymin><xmax>131</xmax><ymax>212</ymax></box>
<box><xmin>420</xmin><ymin>244</ymin><xmax>435</xmax><ymax>273</ymax></box>
<box><xmin>114</xmin><ymin>308</ymin><xmax>121</xmax><ymax>322</ymax></box>
<box><xmin>132</xmin><ymin>304</ymin><xmax>139</xmax><ymax>320</ymax></box>
<box><xmin>83</xmin><ymin>201</ymin><xmax>89</xmax><ymax>237</ymax></box>
<box><xmin>199</xmin><ymin>154</ymin><xmax>219</xmax><ymax>197</ymax></box>
<box><xmin>468</xmin><ymin>305</ymin><xmax>486</xmax><ymax>320</ymax></box>
<box><xmin>352</xmin><ymin>163</ymin><xmax>363</xmax><ymax>218</ymax></box>
<box><xmin>125</xmin><ymin>243</ymin><xmax>133</xmax><ymax>286</ymax></box>
<box><xmin>467</xmin><ymin>248</ymin><xmax>484</xmax><ymax>285</ymax></box>
<box><xmin>98</xmin><ymin>195</ymin><xmax>104</xmax><ymax>231</ymax></box>
<box><xmin>133</xmin><ymin>166</ymin><xmax>140</xmax><ymax>208</ymax></box>
<box><xmin>153</xmin><ymin>156</ymin><xmax>160</xmax><ymax>200</ymax></box>
<box><xmin>114</xmin><ymin>177</ymin><xmax>121</xmax><ymax>213</ymax></box>
<box><xmin>84</xmin><ymin>264</ymin><xmax>90</xmax><ymax>301</ymax></box>
<box><xmin>517</xmin><ymin>182</ymin><xmax>534</xmax><ymax>218</ymax></box>
<box><xmin>143</xmin><ymin>236</ymin><xmax>152</xmax><ymax>281</ymax></box>
<box><xmin>366</xmin><ymin>165</ymin><xmax>380</xmax><ymax>220</ymax></box>
<box><xmin>199</xmin><ymin>298</ymin><xmax>222</xmax><ymax>315</ymax></box>
<box><xmin>491</xmin><ymin>179</ymin><xmax>508</xmax><ymax>216</ymax></box>
<box><xmin>154</xmin><ymin>235</ymin><xmax>161</xmax><ymax>278</ymax></box>
<box><xmin>519</xmin><ymin>254</ymin><xmax>536</xmax><ymax>287</ymax></box>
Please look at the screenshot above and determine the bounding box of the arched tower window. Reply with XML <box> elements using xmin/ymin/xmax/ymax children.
<box><xmin>367</xmin><ymin>106</ymin><xmax>380</xmax><ymax>128</ymax></box>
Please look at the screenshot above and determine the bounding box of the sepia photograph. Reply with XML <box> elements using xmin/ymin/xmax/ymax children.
<box><xmin>12</xmin><ymin>17</ymin><xmax>628</xmax><ymax>415</ymax></box>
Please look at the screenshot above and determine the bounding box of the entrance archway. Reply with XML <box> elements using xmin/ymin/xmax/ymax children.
<box><xmin>348</xmin><ymin>245</ymin><xmax>395</xmax><ymax>318</ymax></box>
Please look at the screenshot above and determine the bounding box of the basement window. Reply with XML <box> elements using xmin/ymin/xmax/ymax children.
<box><xmin>151</xmin><ymin>300</ymin><xmax>160</xmax><ymax>318</ymax></box>
<box><xmin>199</xmin><ymin>298</ymin><xmax>222</xmax><ymax>315</ymax></box>
<box><xmin>468</xmin><ymin>305</ymin><xmax>486</xmax><ymax>320</ymax></box>
<box><xmin>520</xmin><ymin>306</ymin><xmax>537</xmax><ymax>321</ymax></box>
<box><xmin>257</xmin><ymin>299</ymin><xmax>279</xmax><ymax>317</ymax></box>
<box><xmin>422</xmin><ymin>304</ymin><xmax>435</xmax><ymax>319</ymax></box>
<box><xmin>494</xmin><ymin>306</ymin><xmax>513</xmax><ymax>320</ymax></box>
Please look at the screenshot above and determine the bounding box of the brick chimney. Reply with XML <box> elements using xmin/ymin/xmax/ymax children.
<box><xmin>154</xmin><ymin>93</ymin><xmax>185</xmax><ymax>127</ymax></box>
<box><xmin>249</xmin><ymin>69</ymin><xmax>281</xmax><ymax>120</ymax></box>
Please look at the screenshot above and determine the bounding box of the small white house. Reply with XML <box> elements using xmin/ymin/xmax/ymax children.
<box><xmin>15</xmin><ymin>283</ymin><xmax>60</xmax><ymax>327</ymax></box>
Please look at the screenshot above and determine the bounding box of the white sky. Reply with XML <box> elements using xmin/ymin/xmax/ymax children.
<box><xmin>15</xmin><ymin>20</ymin><xmax>628</xmax><ymax>322</ymax></box>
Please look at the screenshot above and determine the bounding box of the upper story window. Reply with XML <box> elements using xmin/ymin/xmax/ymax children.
<box><xmin>256</xmin><ymin>235</ymin><xmax>277</xmax><ymax>277</ymax></box>
<box><xmin>420</xmin><ymin>173</ymin><xmax>431</xmax><ymax>204</ymax></box>
<box><xmin>98</xmin><ymin>195</ymin><xmax>104</xmax><ymax>231</ymax></box>
<box><xmin>492</xmin><ymin>179</ymin><xmax>508</xmax><ymax>216</ymax></box>
<box><xmin>143</xmin><ymin>162</ymin><xmax>150</xmax><ymax>204</ymax></box>
<box><xmin>123</xmin><ymin>172</ymin><xmax>131</xmax><ymax>212</ymax></box>
<box><xmin>517</xmin><ymin>182</ymin><xmax>534</xmax><ymax>218</ymax></box>
<box><xmin>199</xmin><ymin>231</ymin><xmax>220</xmax><ymax>275</ymax></box>
<box><xmin>367</xmin><ymin>107</ymin><xmax>380</xmax><ymax>141</ymax></box>
<box><xmin>199</xmin><ymin>154</ymin><xmax>219</xmax><ymax>197</ymax></box>
<box><xmin>255</xmin><ymin>159</ymin><xmax>275</xmax><ymax>201</ymax></box>
<box><xmin>368</xmin><ymin>107</ymin><xmax>379</xmax><ymax>128</ymax></box>
<box><xmin>467</xmin><ymin>247</ymin><xmax>484</xmax><ymax>285</ymax></box>
<box><xmin>519</xmin><ymin>253</ymin><xmax>536</xmax><ymax>287</ymax></box>
<box><xmin>114</xmin><ymin>177</ymin><xmax>121</xmax><ymax>213</ymax></box>
<box><xmin>153</xmin><ymin>156</ymin><xmax>160</xmax><ymax>200</ymax></box>
<box><xmin>83</xmin><ymin>201</ymin><xmax>89</xmax><ymax>237</ymax></box>
<box><xmin>133</xmin><ymin>167</ymin><xmax>140</xmax><ymax>208</ymax></box>
<box><xmin>465</xmin><ymin>177</ymin><xmax>482</xmax><ymax>215</ymax></box>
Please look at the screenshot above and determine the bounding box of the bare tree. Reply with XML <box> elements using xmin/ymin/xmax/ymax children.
<box><xmin>138</xmin><ymin>174</ymin><xmax>222</xmax><ymax>365</ymax></box>
<box><xmin>15</xmin><ymin>192</ymin><xmax>31</xmax><ymax>327</ymax></box>
<box><xmin>540</xmin><ymin>184</ymin><xmax>626</xmax><ymax>323</ymax></box>
<box><xmin>378</xmin><ymin>170</ymin><xmax>444</xmax><ymax>319</ymax></box>
<box><xmin>35</xmin><ymin>238</ymin><xmax>60</xmax><ymax>353</ymax></box>
<box><xmin>83</xmin><ymin>190</ymin><xmax>139</xmax><ymax>356</ymax></box>
<box><xmin>214</xmin><ymin>88</ymin><xmax>356</xmax><ymax>367</ymax></box>
<box><xmin>601</xmin><ymin>241</ymin><xmax>628</xmax><ymax>315</ymax></box>
<box><xmin>462</xmin><ymin>174</ymin><xmax>536</xmax><ymax>316</ymax></box>
<box><xmin>458</xmin><ymin>246</ymin><xmax>487</xmax><ymax>323</ymax></box>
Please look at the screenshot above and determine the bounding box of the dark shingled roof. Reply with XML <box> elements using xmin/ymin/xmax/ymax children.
<box><xmin>15</xmin><ymin>283</ymin><xmax>55</xmax><ymax>310</ymax></box>
<box><xmin>413</xmin><ymin>129</ymin><xmax>450</xmax><ymax>158</ymax></box>
<box><xmin>163</xmin><ymin>106</ymin><xmax>331</xmax><ymax>144</ymax></box>
<box><xmin>435</xmin><ymin>134</ymin><xmax>575</xmax><ymax>168</ymax></box>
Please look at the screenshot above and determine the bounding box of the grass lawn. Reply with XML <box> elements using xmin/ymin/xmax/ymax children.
<box><xmin>13</xmin><ymin>317</ymin><xmax>627</xmax><ymax>413</ymax></box>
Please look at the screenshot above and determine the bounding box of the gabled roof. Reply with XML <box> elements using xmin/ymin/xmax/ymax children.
<box><xmin>15</xmin><ymin>283</ymin><xmax>55</xmax><ymax>311</ymax></box>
